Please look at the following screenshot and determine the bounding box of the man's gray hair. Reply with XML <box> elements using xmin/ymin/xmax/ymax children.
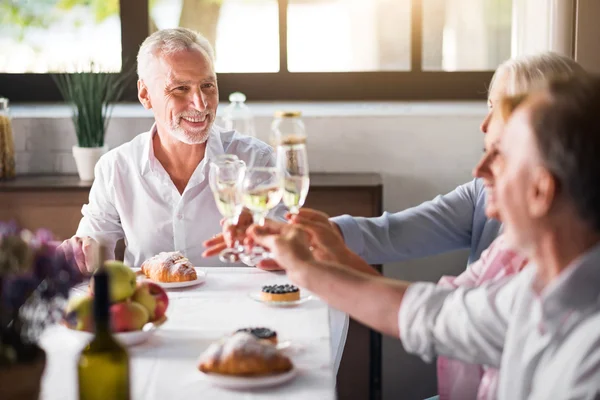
<box><xmin>137</xmin><ymin>27</ymin><xmax>215</xmax><ymax>81</ymax></box>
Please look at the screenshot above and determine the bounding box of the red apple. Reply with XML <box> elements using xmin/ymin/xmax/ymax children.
<box><xmin>131</xmin><ymin>282</ymin><xmax>169</xmax><ymax>322</ymax></box>
<box><xmin>110</xmin><ymin>301</ymin><xmax>149</xmax><ymax>332</ymax></box>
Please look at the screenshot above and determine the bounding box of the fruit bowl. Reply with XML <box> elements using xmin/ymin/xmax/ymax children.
<box><xmin>64</xmin><ymin>261</ymin><xmax>170</xmax><ymax>347</ymax></box>
<box><xmin>62</xmin><ymin>316</ymin><xmax>167</xmax><ymax>347</ymax></box>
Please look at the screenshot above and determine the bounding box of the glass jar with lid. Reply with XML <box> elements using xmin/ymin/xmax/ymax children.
<box><xmin>220</xmin><ymin>92</ymin><xmax>256</xmax><ymax>137</ymax></box>
<box><xmin>270</xmin><ymin>111</ymin><xmax>306</xmax><ymax>147</ymax></box>
<box><xmin>0</xmin><ymin>97</ymin><xmax>16</xmax><ymax>180</ymax></box>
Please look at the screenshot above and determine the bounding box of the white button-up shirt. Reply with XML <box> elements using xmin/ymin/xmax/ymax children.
<box><xmin>76</xmin><ymin>123</ymin><xmax>349</xmax><ymax>374</ymax></box>
<box><xmin>399</xmin><ymin>244</ymin><xmax>600</xmax><ymax>400</ymax></box>
<box><xmin>76</xmin><ymin>124</ymin><xmax>282</xmax><ymax>268</ymax></box>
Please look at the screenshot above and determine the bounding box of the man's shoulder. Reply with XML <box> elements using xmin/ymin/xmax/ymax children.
<box><xmin>218</xmin><ymin>127</ymin><xmax>273</xmax><ymax>159</ymax></box>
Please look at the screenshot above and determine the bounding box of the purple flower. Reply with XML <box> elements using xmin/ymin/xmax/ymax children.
<box><xmin>1</xmin><ymin>221</ymin><xmax>82</xmax><ymax>364</ymax></box>
<box><xmin>34</xmin><ymin>229</ymin><xmax>54</xmax><ymax>244</ymax></box>
<box><xmin>0</xmin><ymin>220</ymin><xmax>19</xmax><ymax>239</ymax></box>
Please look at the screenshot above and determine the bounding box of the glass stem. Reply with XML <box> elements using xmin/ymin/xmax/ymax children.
<box><xmin>254</xmin><ymin>213</ymin><xmax>267</xmax><ymax>227</ymax></box>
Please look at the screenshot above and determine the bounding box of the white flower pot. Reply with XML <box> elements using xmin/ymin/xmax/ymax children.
<box><xmin>72</xmin><ymin>145</ymin><xmax>108</xmax><ymax>181</ymax></box>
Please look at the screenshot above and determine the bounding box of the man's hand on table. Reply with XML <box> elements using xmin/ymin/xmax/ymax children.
<box><xmin>57</xmin><ymin>236</ymin><xmax>100</xmax><ymax>276</ymax></box>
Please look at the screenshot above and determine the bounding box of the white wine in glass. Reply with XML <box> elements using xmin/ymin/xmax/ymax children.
<box><xmin>282</xmin><ymin>175</ymin><xmax>310</xmax><ymax>214</ymax></box>
<box><xmin>243</xmin><ymin>185</ymin><xmax>284</xmax><ymax>218</ymax></box>
<box><xmin>214</xmin><ymin>180</ymin><xmax>243</xmax><ymax>221</ymax></box>
<box><xmin>277</xmin><ymin>143</ymin><xmax>309</xmax><ymax>215</ymax></box>
<box><xmin>209</xmin><ymin>158</ymin><xmax>246</xmax><ymax>263</ymax></box>
<box><xmin>240</xmin><ymin>167</ymin><xmax>283</xmax><ymax>262</ymax></box>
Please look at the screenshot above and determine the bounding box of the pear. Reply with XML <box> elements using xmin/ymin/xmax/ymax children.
<box><xmin>64</xmin><ymin>295</ymin><xmax>94</xmax><ymax>332</ymax></box>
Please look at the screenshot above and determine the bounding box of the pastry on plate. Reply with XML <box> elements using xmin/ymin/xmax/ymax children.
<box><xmin>235</xmin><ymin>327</ymin><xmax>278</xmax><ymax>345</ymax></box>
<box><xmin>198</xmin><ymin>332</ymin><xmax>292</xmax><ymax>376</ymax></box>
<box><xmin>260</xmin><ymin>284</ymin><xmax>300</xmax><ymax>302</ymax></box>
<box><xmin>140</xmin><ymin>251</ymin><xmax>197</xmax><ymax>283</ymax></box>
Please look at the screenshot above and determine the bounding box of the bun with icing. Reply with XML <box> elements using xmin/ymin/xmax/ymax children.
<box><xmin>198</xmin><ymin>332</ymin><xmax>292</xmax><ymax>376</ymax></box>
<box><xmin>141</xmin><ymin>251</ymin><xmax>197</xmax><ymax>282</ymax></box>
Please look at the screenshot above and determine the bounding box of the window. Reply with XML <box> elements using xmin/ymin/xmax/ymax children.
<box><xmin>0</xmin><ymin>0</ymin><xmax>122</xmax><ymax>73</ymax></box>
<box><xmin>151</xmin><ymin>0</ymin><xmax>280</xmax><ymax>73</ymax></box>
<box><xmin>0</xmin><ymin>0</ymin><xmax>514</xmax><ymax>102</ymax></box>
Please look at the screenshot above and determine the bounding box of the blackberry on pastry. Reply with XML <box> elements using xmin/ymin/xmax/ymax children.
<box><xmin>260</xmin><ymin>284</ymin><xmax>300</xmax><ymax>302</ymax></box>
<box><xmin>235</xmin><ymin>327</ymin><xmax>278</xmax><ymax>345</ymax></box>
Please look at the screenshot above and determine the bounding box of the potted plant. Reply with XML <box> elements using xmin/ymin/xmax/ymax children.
<box><xmin>0</xmin><ymin>221</ymin><xmax>81</xmax><ymax>399</ymax></box>
<box><xmin>53</xmin><ymin>66</ymin><xmax>132</xmax><ymax>181</ymax></box>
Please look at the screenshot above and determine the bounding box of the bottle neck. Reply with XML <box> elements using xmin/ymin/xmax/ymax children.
<box><xmin>94</xmin><ymin>314</ymin><xmax>111</xmax><ymax>335</ymax></box>
<box><xmin>92</xmin><ymin>271</ymin><xmax>112</xmax><ymax>336</ymax></box>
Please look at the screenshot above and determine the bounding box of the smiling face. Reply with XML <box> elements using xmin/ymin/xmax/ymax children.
<box><xmin>473</xmin><ymin>109</ymin><xmax>506</xmax><ymax>220</ymax></box>
<box><xmin>474</xmin><ymin>70</ymin><xmax>510</xmax><ymax>220</ymax></box>
<box><xmin>492</xmin><ymin>96</ymin><xmax>557</xmax><ymax>254</ymax></box>
<box><xmin>137</xmin><ymin>45</ymin><xmax>219</xmax><ymax>144</ymax></box>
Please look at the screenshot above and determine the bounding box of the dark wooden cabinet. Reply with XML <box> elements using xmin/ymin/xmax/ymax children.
<box><xmin>0</xmin><ymin>173</ymin><xmax>383</xmax><ymax>400</ymax></box>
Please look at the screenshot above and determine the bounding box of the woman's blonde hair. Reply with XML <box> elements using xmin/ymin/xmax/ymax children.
<box><xmin>489</xmin><ymin>52</ymin><xmax>586</xmax><ymax>99</ymax></box>
<box><xmin>497</xmin><ymin>93</ymin><xmax>528</xmax><ymax>122</ymax></box>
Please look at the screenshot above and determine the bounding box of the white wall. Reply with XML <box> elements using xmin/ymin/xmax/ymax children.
<box><xmin>10</xmin><ymin>101</ymin><xmax>486</xmax><ymax>399</ymax></box>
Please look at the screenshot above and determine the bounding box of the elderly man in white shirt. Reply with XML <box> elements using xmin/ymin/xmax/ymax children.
<box><xmin>248</xmin><ymin>75</ymin><xmax>600</xmax><ymax>399</ymax></box>
<box><xmin>58</xmin><ymin>28</ymin><xmax>279</xmax><ymax>271</ymax></box>
<box><xmin>58</xmin><ymin>27</ymin><xmax>349</xmax><ymax>374</ymax></box>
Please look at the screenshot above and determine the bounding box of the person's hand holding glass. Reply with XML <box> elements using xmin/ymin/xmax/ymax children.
<box><xmin>208</xmin><ymin>156</ymin><xmax>246</xmax><ymax>263</ymax></box>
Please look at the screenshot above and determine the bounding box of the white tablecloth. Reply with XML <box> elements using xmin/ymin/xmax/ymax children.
<box><xmin>39</xmin><ymin>268</ymin><xmax>341</xmax><ymax>400</ymax></box>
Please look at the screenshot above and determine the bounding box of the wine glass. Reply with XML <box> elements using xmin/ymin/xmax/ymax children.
<box><xmin>277</xmin><ymin>143</ymin><xmax>309</xmax><ymax>215</ymax></box>
<box><xmin>240</xmin><ymin>166</ymin><xmax>283</xmax><ymax>262</ymax></box>
<box><xmin>209</xmin><ymin>158</ymin><xmax>246</xmax><ymax>263</ymax></box>
<box><xmin>208</xmin><ymin>154</ymin><xmax>238</xmax><ymax>186</ymax></box>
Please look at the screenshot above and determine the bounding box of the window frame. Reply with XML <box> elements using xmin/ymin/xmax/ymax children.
<box><xmin>0</xmin><ymin>0</ymin><xmax>494</xmax><ymax>102</ymax></box>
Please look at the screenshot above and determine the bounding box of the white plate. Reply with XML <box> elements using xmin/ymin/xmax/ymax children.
<box><xmin>134</xmin><ymin>268</ymin><xmax>207</xmax><ymax>289</ymax></box>
<box><xmin>248</xmin><ymin>291</ymin><xmax>313</xmax><ymax>307</ymax></box>
<box><xmin>199</xmin><ymin>367</ymin><xmax>297</xmax><ymax>390</ymax></box>
<box><xmin>62</xmin><ymin>318</ymin><xmax>165</xmax><ymax>347</ymax></box>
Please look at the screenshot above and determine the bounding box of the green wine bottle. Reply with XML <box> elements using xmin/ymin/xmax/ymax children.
<box><xmin>78</xmin><ymin>268</ymin><xmax>130</xmax><ymax>400</ymax></box>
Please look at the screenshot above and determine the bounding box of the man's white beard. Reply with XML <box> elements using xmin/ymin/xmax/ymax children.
<box><xmin>169</xmin><ymin>117</ymin><xmax>212</xmax><ymax>145</ymax></box>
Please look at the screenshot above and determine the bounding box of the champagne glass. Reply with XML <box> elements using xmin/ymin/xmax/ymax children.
<box><xmin>208</xmin><ymin>154</ymin><xmax>238</xmax><ymax>187</ymax></box>
<box><xmin>277</xmin><ymin>143</ymin><xmax>310</xmax><ymax>215</ymax></box>
<box><xmin>240</xmin><ymin>166</ymin><xmax>283</xmax><ymax>262</ymax></box>
<box><xmin>209</xmin><ymin>158</ymin><xmax>246</xmax><ymax>263</ymax></box>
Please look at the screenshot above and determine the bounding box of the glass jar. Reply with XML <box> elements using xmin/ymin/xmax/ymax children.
<box><xmin>270</xmin><ymin>111</ymin><xmax>306</xmax><ymax>147</ymax></box>
<box><xmin>220</xmin><ymin>92</ymin><xmax>256</xmax><ymax>137</ymax></box>
<box><xmin>0</xmin><ymin>97</ymin><xmax>16</xmax><ymax>180</ymax></box>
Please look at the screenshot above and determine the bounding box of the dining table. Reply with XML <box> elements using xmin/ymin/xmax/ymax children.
<box><xmin>39</xmin><ymin>267</ymin><xmax>341</xmax><ymax>400</ymax></box>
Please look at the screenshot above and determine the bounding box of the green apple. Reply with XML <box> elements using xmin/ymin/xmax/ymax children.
<box><xmin>91</xmin><ymin>260</ymin><xmax>137</xmax><ymax>302</ymax></box>
<box><xmin>65</xmin><ymin>295</ymin><xmax>94</xmax><ymax>332</ymax></box>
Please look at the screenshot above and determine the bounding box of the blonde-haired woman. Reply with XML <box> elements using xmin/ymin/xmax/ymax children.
<box><xmin>328</xmin><ymin>51</ymin><xmax>585</xmax><ymax>272</ymax></box>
